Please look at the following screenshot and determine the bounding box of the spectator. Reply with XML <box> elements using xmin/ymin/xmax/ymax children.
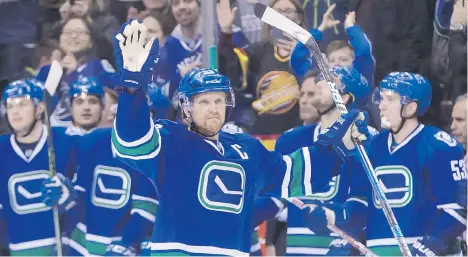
<box><xmin>140</xmin><ymin>9</ymin><xmax>174</xmax><ymax>47</ymax></box>
<box><xmin>300</xmin><ymin>0</ymin><xmax>351</xmax><ymax>51</ymax></box>
<box><xmin>448</xmin><ymin>0</ymin><xmax>467</xmax><ymax>101</ymax></box>
<box><xmin>229</xmin><ymin>0</ymin><xmax>270</xmax><ymax>44</ymax></box>
<box><xmin>290</xmin><ymin>7</ymin><xmax>377</xmax><ymax>127</ymax></box>
<box><xmin>298</xmin><ymin>70</ymin><xmax>320</xmax><ymax>125</ymax></box>
<box><xmin>43</xmin><ymin>0</ymin><xmax>120</xmax><ymax>63</ymax></box>
<box><xmin>451</xmin><ymin>93</ymin><xmax>467</xmax><ymax>150</ymax></box>
<box><xmin>218</xmin><ymin>0</ymin><xmax>308</xmax><ymax>135</ymax></box>
<box><xmin>36</xmin><ymin>16</ymin><xmax>115</xmax><ymax>127</ymax></box>
<box><xmin>0</xmin><ymin>0</ymin><xmax>39</xmax><ymax>91</ymax></box>
<box><xmin>124</xmin><ymin>0</ymin><xmax>177</xmax><ymax>33</ymax></box>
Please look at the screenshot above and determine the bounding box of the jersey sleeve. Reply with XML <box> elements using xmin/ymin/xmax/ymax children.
<box><xmin>425</xmin><ymin>141</ymin><xmax>467</xmax><ymax>240</ymax></box>
<box><xmin>111</xmin><ymin>88</ymin><xmax>164</xmax><ymax>186</ymax></box>
<box><xmin>120</xmin><ymin>172</ymin><xmax>158</xmax><ymax>250</ymax></box>
<box><xmin>347</xmin><ymin>25</ymin><xmax>375</xmax><ymax>88</ymax></box>
<box><xmin>256</xmin><ymin>144</ymin><xmax>339</xmax><ymax>199</ymax></box>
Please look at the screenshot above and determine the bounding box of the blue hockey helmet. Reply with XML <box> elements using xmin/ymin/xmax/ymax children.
<box><xmin>177</xmin><ymin>68</ymin><xmax>235</xmax><ymax>110</ymax></box>
<box><xmin>2</xmin><ymin>79</ymin><xmax>45</xmax><ymax>105</ymax></box>
<box><xmin>69</xmin><ymin>76</ymin><xmax>105</xmax><ymax>100</ymax></box>
<box><xmin>330</xmin><ymin>66</ymin><xmax>371</xmax><ymax>110</ymax></box>
<box><xmin>373</xmin><ymin>72</ymin><xmax>432</xmax><ymax>116</ymax></box>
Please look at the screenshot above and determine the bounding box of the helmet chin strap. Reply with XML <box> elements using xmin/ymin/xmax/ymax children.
<box><xmin>390</xmin><ymin>105</ymin><xmax>417</xmax><ymax>135</ymax></box>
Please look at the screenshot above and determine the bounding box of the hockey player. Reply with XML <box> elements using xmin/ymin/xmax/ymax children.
<box><xmin>65</xmin><ymin>76</ymin><xmax>105</xmax><ymax>135</ymax></box>
<box><xmin>0</xmin><ymin>79</ymin><xmax>78</xmax><ymax>255</ymax></box>
<box><xmin>110</xmin><ymin>20</ymin><xmax>368</xmax><ymax>256</ymax></box>
<box><xmin>305</xmin><ymin>72</ymin><xmax>467</xmax><ymax>256</ymax></box>
<box><xmin>275</xmin><ymin>66</ymin><xmax>371</xmax><ymax>256</ymax></box>
<box><xmin>38</xmin><ymin>83</ymin><xmax>160</xmax><ymax>256</ymax></box>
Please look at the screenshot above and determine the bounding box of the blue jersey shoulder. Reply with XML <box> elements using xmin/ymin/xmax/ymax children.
<box><xmin>276</xmin><ymin>124</ymin><xmax>318</xmax><ymax>154</ymax></box>
<box><xmin>421</xmin><ymin>125</ymin><xmax>465</xmax><ymax>156</ymax></box>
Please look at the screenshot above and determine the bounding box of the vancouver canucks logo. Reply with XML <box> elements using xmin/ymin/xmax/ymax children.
<box><xmin>8</xmin><ymin>170</ymin><xmax>51</xmax><ymax>214</ymax></box>
<box><xmin>91</xmin><ymin>165</ymin><xmax>131</xmax><ymax>209</ymax></box>
<box><xmin>373</xmin><ymin>165</ymin><xmax>413</xmax><ymax>208</ymax></box>
<box><xmin>198</xmin><ymin>160</ymin><xmax>246</xmax><ymax>214</ymax></box>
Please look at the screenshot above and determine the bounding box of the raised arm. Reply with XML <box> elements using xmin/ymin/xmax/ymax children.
<box><xmin>110</xmin><ymin>20</ymin><xmax>164</xmax><ymax>184</ymax></box>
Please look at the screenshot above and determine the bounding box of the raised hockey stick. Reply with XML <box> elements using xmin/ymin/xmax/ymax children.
<box><xmin>253</xmin><ymin>4</ymin><xmax>412</xmax><ymax>256</ymax></box>
<box><xmin>43</xmin><ymin>60</ymin><xmax>64</xmax><ymax>256</ymax></box>
<box><xmin>289</xmin><ymin>198</ymin><xmax>378</xmax><ymax>257</ymax></box>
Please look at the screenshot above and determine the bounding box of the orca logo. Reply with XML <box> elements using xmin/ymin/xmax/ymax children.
<box><xmin>198</xmin><ymin>160</ymin><xmax>246</xmax><ymax>214</ymax></box>
<box><xmin>91</xmin><ymin>165</ymin><xmax>131</xmax><ymax>209</ymax></box>
<box><xmin>373</xmin><ymin>165</ymin><xmax>413</xmax><ymax>208</ymax></box>
<box><xmin>8</xmin><ymin>170</ymin><xmax>51</xmax><ymax>214</ymax></box>
<box><xmin>435</xmin><ymin>131</ymin><xmax>458</xmax><ymax>147</ymax></box>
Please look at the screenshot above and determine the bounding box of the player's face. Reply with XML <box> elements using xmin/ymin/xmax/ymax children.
<box><xmin>143</xmin><ymin>16</ymin><xmax>164</xmax><ymax>46</ymax></box>
<box><xmin>327</xmin><ymin>47</ymin><xmax>354</xmax><ymax>68</ymax></box>
<box><xmin>171</xmin><ymin>0</ymin><xmax>200</xmax><ymax>27</ymax></box>
<box><xmin>451</xmin><ymin>98</ymin><xmax>467</xmax><ymax>147</ymax></box>
<box><xmin>191</xmin><ymin>92</ymin><xmax>227</xmax><ymax>136</ymax></box>
<box><xmin>71</xmin><ymin>94</ymin><xmax>103</xmax><ymax>129</ymax></box>
<box><xmin>312</xmin><ymin>78</ymin><xmax>343</xmax><ymax>113</ymax></box>
<box><xmin>378</xmin><ymin>90</ymin><xmax>404</xmax><ymax>130</ymax></box>
<box><xmin>60</xmin><ymin>18</ymin><xmax>92</xmax><ymax>54</ymax></box>
<box><xmin>143</xmin><ymin>0</ymin><xmax>166</xmax><ymax>9</ymax></box>
<box><xmin>299</xmin><ymin>77</ymin><xmax>319</xmax><ymax>123</ymax></box>
<box><xmin>6</xmin><ymin>97</ymin><xmax>39</xmax><ymax>133</ymax></box>
<box><xmin>272</xmin><ymin>0</ymin><xmax>300</xmax><ymax>24</ymax></box>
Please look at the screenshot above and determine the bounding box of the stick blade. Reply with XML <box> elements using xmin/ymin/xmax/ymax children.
<box><xmin>44</xmin><ymin>60</ymin><xmax>63</xmax><ymax>97</ymax></box>
<box><xmin>253</xmin><ymin>3</ymin><xmax>267</xmax><ymax>19</ymax></box>
<box><xmin>253</xmin><ymin>3</ymin><xmax>311</xmax><ymax>44</ymax></box>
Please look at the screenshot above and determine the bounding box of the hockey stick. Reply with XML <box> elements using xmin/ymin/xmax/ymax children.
<box><xmin>253</xmin><ymin>4</ymin><xmax>412</xmax><ymax>257</ymax></box>
<box><xmin>43</xmin><ymin>60</ymin><xmax>64</xmax><ymax>256</ymax></box>
<box><xmin>289</xmin><ymin>198</ymin><xmax>378</xmax><ymax>257</ymax></box>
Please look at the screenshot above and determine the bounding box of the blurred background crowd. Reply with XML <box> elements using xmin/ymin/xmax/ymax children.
<box><xmin>0</xmin><ymin>0</ymin><xmax>466</xmax><ymax>254</ymax></box>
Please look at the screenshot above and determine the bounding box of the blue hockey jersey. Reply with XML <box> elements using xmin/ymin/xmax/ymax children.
<box><xmin>110</xmin><ymin>89</ymin><xmax>336</xmax><ymax>256</ymax></box>
<box><xmin>0</xmin><ymin>125</ymin><xmax>78</xmax><ymax>255</ymax></box>
<box><xmin>66</xmin><ymin>128</ymin><xmax>157</xmax><ymax>256</ymax></box>
<box><xmin>276</xmin><ymin>123</ymin><xmax>364</xmax><ymax>256</ymax></box>
<box><xmin>349</xmin><ymin>125</ymin><xmax>467</xmax><ymax>256</ymax></box>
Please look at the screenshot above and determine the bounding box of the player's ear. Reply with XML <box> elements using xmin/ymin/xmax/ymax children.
<box><xmin>403</xmin><ymin>101</ymin><xmax>418</xmax><ymax>118</ymax></box>
<box><xmin>35</xmin><ymin>102</ymin><xmax>45</xmax><ymax>119</ymax></box>
<box><xmin>342</xmin><ymin>94</ymin><xmax>351</xmax><ymax>105</ymax></box>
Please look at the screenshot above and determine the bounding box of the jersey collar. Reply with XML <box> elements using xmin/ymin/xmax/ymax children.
<box><xmin>387</xmin><ymin>124</ymin><xmax>424</xmax><ymax>154</ymax></box>
<box><xmin>10</xmin><ymin>124</ymin><xmax>48</xmax><ymax>163</ymax></box>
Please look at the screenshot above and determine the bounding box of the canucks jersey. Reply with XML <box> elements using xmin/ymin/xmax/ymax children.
<box><xmin>111</xmin><ymin>89</ymin><xmax>336</xmax><ymax>256</ymax></box>
<box><xmin>0</xmin><ymin>125</ymin><xmax>78</xmax><ymax>255</ymax></box>
<box><xmin>349</xmin><ymin>125</ymin><xmax>467</xmax><ymax>256</ymax></box>
<box><xmin>66</xmin><ymin>128</ymin><xmax>157</xmax><ymax>256</ymax></box>
<box><xmin>276</xmin><ymin>123</ymin><xmax>364</xmax><ymax>256</ymax></box>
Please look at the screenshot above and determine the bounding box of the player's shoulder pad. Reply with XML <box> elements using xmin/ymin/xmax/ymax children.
<box><xmin>0</xmin><ymin>134</ymin><xmax>10</xmax><ymax>148</ymax></box>
<box><xmin>423</xmin><ymin>125</ymin><xmax>464</xmax><ymax>154</ymax></box>
<box><xmin>220</xmin><ymin>123</ymin><xmax>255</xmax><ymax>143</ymax></box>
<box><xmin>153</xmin><ymin>119</ymin><xmax>183</xmax><ymax>136</ymax></box>
<box><xmin>281</xmin><ymin>124</ymin><xmax>317</xmax><ymax>139</ymax></box>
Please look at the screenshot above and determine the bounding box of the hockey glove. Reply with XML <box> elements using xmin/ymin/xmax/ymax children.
<box><xmin>40</xmin><ymin>174</ymin><xmax>76</xmax><ymax>213</ymax></box>
<box><xmin>303</xmin><ymin>202</ymin><xmax>348</xmax><ymax>234</ymax></box>
<box><xmin>411</xmin><ymin>236</ymin><xmax>448</xmax><ymax>256</ymax></box>
<box><xmin>105</xmin><ymin>241</ymin><xmax>136</xmax><ymax>256</ymax></box>
<box><xmin>303</xmin><ymin>202</ymin><xmax>330</xmax><ymax>234</ymax></box>
<box><xmin>114</xmin><ymin>20</ymin><xmax>160</xmax><ymax>90</ymax></box>
<box><xmin>317</xmin><ymin>109</ymin><xmax>369</xmax><ymax>159</ymax></box>
<box><xmin>326</xmin><ymin>237</ymin><xmax>357</xmax><ymax>256</ymax></box>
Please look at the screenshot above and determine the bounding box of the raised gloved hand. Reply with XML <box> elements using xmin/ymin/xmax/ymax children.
<box><xmin>317</xmin><ymin>109</ymin><xmax>370</xmax><ymax>159</ymax></box>
<box><xmin>113</xmin><ymin>20</ymin><xmax>160</xmax><ymax>90</ymax></box>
